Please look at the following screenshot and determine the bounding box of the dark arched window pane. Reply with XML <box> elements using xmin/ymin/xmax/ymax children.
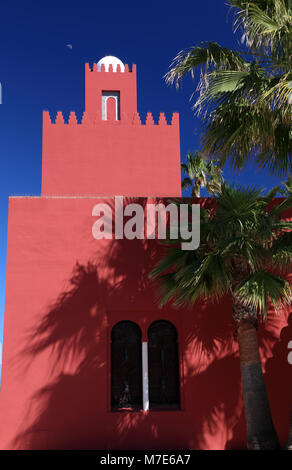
<box><xmin>148</xmin><ymin>320</ymin><xmax>180</xmax><ymax>409</ymax></box>
<box><xmin>111</xmin><ymin>321</ymin><xmax>142</xmax><ymax>410</ymax></box>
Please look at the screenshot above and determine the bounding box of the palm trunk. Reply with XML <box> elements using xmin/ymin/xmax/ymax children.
<box><xmin>194</xmin><ymin>179</ymin><xmax>200</xmax><ymax>197</ymax></box>
<box><xmin>232</xmin><ymin>291</ymin><xmax>280</xmax><ymax>450</ymax></box>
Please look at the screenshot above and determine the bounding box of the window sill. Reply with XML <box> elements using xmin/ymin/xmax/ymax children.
<box><xmin>110</xmin><ymin>406</ymin><xmax>183</xmax><ymax>413</ymax></box>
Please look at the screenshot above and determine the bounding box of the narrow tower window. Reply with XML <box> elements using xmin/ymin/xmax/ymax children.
<box><xmin>102</xmin><ymin>91</ymin><xmax>120</xmax><ymax>120</ymax></box>
<box><xmin>111</xmin><ymin>321</ymin><xmax>142</xmax><ymax>410</ymax></box>
<box><xmin>148</xmin><ymin>320</ymin><xmax>180</xmax><ymax>409</ymax></box>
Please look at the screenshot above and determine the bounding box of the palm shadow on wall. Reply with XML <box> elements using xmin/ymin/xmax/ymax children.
<box><xmin>10</xmin><ymin>197</ymin><xmax>289</xmax><ymax>449</ymax></box>
<box><xmin>12</xmin><ymin>262</ymin><xmax>110</xmax><ymax>449</ymax></box>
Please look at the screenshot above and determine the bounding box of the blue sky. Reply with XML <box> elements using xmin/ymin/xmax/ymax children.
<box><xmin>0</xmin><ymin>0</ymin><xmax>283</xmax><ymax>372</ymax></box>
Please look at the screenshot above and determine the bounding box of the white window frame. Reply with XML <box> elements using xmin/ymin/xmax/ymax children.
<box><xmin>102</xmin><ymin>91</ymin><xmax>120</xmax><ymax>120</ymax></box>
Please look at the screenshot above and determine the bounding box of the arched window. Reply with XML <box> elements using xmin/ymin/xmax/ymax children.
<box><xmin>106</xmin><ymin>97</ymin><xmax>116</xmax><ymax>121</ymax></box>
<box><xmin>148</xmin><ymin>320</ymin><xmax>180</xmax><ymax>409</ymax></box>
<box><xmin>111</xmin><ymin>321</ymin><xmax>142</xmax><ymax>410</ymax></box>
<box><xmin>102</xmin><ymin>91</ymin><xmax>120</xmax><ymax>120</ymax></box>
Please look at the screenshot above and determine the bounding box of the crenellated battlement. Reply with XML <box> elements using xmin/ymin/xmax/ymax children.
<box><xmin>85</xmin><ymin>63</ymin><xmax>136</xmax><ymax>73</ymax></box>
<box><xmin>43</xmin><ymin>110</ymin><xmax>179</xmax><ymax>126</ymax></box>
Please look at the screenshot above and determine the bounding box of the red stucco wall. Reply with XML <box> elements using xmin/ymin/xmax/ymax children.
<box><xmin>0</xmin><ymin>196</ymin><xmax>291</xmax><ymax>450</ymax></box>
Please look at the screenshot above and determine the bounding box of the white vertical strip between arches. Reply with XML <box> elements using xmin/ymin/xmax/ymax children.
<box><xmin>142</xmin><ymin>341</ymin><xmax>149</xmax><ymax>411</ymax></box>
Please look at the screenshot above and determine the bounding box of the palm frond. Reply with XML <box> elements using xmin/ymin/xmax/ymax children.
<box><xmin>270</xmin><ymin>231</ymin><xmax>292</xmax><ymax>271</ymax></box>
<box><xmin>182</xmin><ymin>177</ymin><xmax>193</xmax><ymax>190</ymax></box>
<box><xmin>165</xmin><ymin>42</ymin><xmax>248</xmax><ymax>88</ymax></box>
<box><xmin>201</xmin><ymin>99</ymin><xmax>292</xmax><ymax>176</ymax></box>
<box><xmin>237</xmin><ymin>269</ymin><xmax>292</xmax><ymax>316</ymax></box>
<box><xmin>165</xmin><ymin>1</ymin><xmax>292</xmax><ymax>176</ymax></box>
<box><xmin>151</xmin><ymin>183</ymin><xmax>292</xmax><ymax>318</ymax></box>
<box><xmin>230</xmin><ymin>0</ymin><xmax>292</xmax><ymax>64</ymax></box>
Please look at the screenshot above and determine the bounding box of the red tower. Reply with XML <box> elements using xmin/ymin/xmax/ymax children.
<box><xmin>0</xmin><ymin>56</ymin><xmax>291</xmax><ymax>450</ymax></box>
<box><xmin>42</xmin><ymin>56</ymin><xmax>181</xmax><ymax>197</ymax></box>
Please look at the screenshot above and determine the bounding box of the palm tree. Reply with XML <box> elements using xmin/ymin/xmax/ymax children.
<box><xmin>181</xmin><ymin>151</ymin><xmax>223</xmax><ymax>197</ymax></box>
<box><xmin>150</xmin><ymin>183</ymin><xmax>292</xmax><ymax>449</ymax></box>
<box><xmin>165</xmin><ymin>0</ymin><xmax>292</xmax><ymax>176</ymax></box>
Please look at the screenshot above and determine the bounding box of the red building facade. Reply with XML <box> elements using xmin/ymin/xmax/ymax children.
<box><xmin>0</xmin><ymin>56</ymin><xmax>291</xmax><ymax>450</ymax></box>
